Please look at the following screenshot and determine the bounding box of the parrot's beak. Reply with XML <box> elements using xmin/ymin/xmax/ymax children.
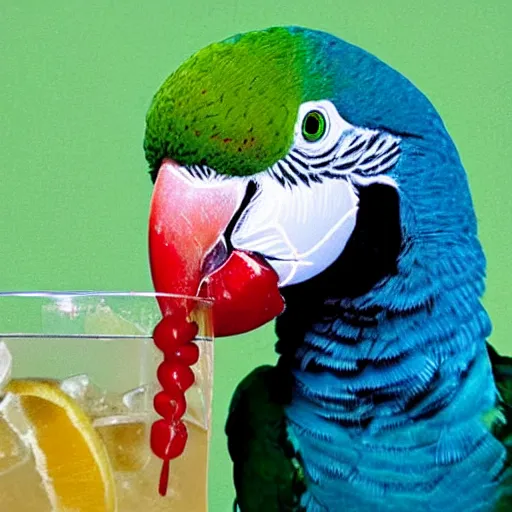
<box><xmin>148</xmin><ymin>159</ymin><xmax>285</xmax><ymax>337</ymax></box>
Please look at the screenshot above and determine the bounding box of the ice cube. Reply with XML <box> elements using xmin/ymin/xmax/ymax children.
<box><xmin>59</xmin><ymin>373</ymin><xmax>90</xmax><ymax>402</ymax></box>
<box><xmin>122</xmin><ymin>384</ymin><xmax>157</xmax><ymax>413</ymax></box>
<box><xmin>60</xmin><ymin>374</ymin><xmax>124</xmax><ymax>418</ymax></box>
<box><xmin>0</xmin><ymin>342</ymin><xmax>12</xmax><ymax>392</ymax></box>
<box><xmin>122</xmin><ymin>385</ymin><xmax>147</xmax><ymax>412</ymax></box>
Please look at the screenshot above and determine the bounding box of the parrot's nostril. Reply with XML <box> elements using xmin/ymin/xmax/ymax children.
<box><xmin>201</xmin><ymin>237</ymin><xmax>229</xmax><ymax>277</ymax></box>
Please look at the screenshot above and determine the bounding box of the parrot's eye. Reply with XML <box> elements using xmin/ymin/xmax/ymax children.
<box><xmin>302</xmin><ymin>110</ymin><xmax>326</xmax><ymax>142</ymax></box>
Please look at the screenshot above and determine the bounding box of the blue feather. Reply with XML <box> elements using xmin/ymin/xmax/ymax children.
<box><xmin>275</xmin><ymin>104</ymin><xmax>507</xmax><ymax>508</ymax></box>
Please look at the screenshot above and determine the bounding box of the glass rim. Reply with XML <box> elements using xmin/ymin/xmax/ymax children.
<box><xmin>0</xmin><ymin>290</ymin><xmax>214</xmax><ymax>305</ymax></box>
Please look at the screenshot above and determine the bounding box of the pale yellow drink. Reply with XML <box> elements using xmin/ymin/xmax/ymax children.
<box><xmin>0</xmin><ymin>376</ymin><xmax>208</xmax><ymax>511</ymax></box>
<box><xmin>0</xmin><ymin>292</ymin><xmax>214</xmax><ymax>512</ymax></box>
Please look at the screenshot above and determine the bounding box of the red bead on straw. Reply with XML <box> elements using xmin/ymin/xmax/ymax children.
<box><xmin>157</xmin><ymin>360</ymin><xmax>195</xmax><ymax>392</ymax></box>
<box><xmin>153</xmin><ymin>388</ymin><xmax>187</xmax><ymax>420</ymax></box>
<box><xmin>150</xmin><ymin>419</ymin><xmax>188</xmax><ymax>496</ymax></box>
<box><xmin>151</xmin><ymin>312</ymin><xmax>199</xmax><ymax>497</ymax></box>
<box><xmin>174</xmin><ymin>342</ymin><xmax>200</xmax><ymax>366</ymax></box>
<box><xmin>153</xmin><ymin>315</ymin><xmax>198</xmax><ymax>355</ymax></box>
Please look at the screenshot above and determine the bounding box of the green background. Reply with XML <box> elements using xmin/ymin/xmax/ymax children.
<box><xmin>1</xmin><ymin>1</ymin><xmax>511</xmax><ymax>510</ymax></box>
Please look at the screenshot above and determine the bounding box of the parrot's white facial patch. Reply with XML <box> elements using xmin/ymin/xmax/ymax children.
<box><xmin>231</xmin><ymin>173</ymin><xmax>359</xmax><ymax>286</ymax></box>
<box><xmin>230</xmin><ymin>100</ymin><xmax>401</xmax><ymax>287</ymax></box>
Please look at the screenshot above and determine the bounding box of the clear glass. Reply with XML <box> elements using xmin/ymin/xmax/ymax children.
<box><xmin>0</xmin><ymin>291</ymin><xmax>213</xmax><ymax>512</ymax></box>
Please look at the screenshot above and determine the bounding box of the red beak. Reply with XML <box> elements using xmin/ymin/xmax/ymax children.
<box><xmin>148</xmin><ymin>159</ymin><xmax>284</xmax><ymax>337</ymax></box>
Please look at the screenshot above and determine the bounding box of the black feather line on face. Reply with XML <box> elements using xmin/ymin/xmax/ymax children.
<box><xmin>268</xmin><ymin>128</ymin><xmax>400</xmax><ymax>189</ymax></box>
<box><xmin>278</xmin><ymin>164</ymin><xmax>298</xmax><ymax>187</ymax></box>
<box><xmin>333</xmin><ymin>159</ymin><xmax>359</xmax><ymax>171</ymax></box>
<box><xmin>286</xmin><ymin>163</ymin><xmax>311</xmax><ymax>187</ymax></box>
<box><xmin>374</xmin><ymin>148</ymin><xmax>401</xmax><ymax>169</ymax></box>
<box><xmin>279</xmin><ymin>160</ymin><xmax>311</xmax><ymax>187</ymax></box>
<box><xmin>287</xmin><ymin>151</ymin><xmax>310</xmax><ymax>168</ymax></box>
<box><xmin>295</xmin><ymin>144</ymin><xmax>335</xmax><ymax>161</ymax></box>
<box><xmin>342</xmin><ymin>138</ymin><xmax>367</xmax><ymax>158</ymax></box>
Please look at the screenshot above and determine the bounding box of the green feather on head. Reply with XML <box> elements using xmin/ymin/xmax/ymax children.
<box><xmin>144</xmin><ymin>27</ymin><xmax>336</xmax><ymax>178</ymax></box>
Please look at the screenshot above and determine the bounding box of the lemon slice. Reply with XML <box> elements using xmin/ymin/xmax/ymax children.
<box><xmin>5</xmin><ymin>379</ymin><xmax>117</xmax><ymax>511</ymax></box>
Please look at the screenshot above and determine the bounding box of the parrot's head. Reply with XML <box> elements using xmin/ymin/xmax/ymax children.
<box><xmin>145</xmin><ymin>26</ymin><xmax>479</xmax><ymax>336</ymax></box>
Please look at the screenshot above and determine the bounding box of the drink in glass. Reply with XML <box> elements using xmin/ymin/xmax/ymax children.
<box><xmin>0</xmin><ymin>291</ymin><xmax>213</xmax><ymax>512</ymax></box>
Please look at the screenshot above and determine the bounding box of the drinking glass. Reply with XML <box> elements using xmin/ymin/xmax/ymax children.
<box><xmin>0</xmin><ymin>291</ymin><xmax>213</xmax><ymax>512</ymax></box>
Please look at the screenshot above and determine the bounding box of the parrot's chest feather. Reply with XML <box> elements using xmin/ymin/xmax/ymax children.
<box><xmin>280</xmin><ymin>285</ymin><xmax>507</xmax><ymax>512</ymax></box>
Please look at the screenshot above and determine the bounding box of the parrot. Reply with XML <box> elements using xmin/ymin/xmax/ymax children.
<box><xmin>144</xmin><ymin>26</ymin><xmax>512</xmax><ymax>511</ymax></box>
